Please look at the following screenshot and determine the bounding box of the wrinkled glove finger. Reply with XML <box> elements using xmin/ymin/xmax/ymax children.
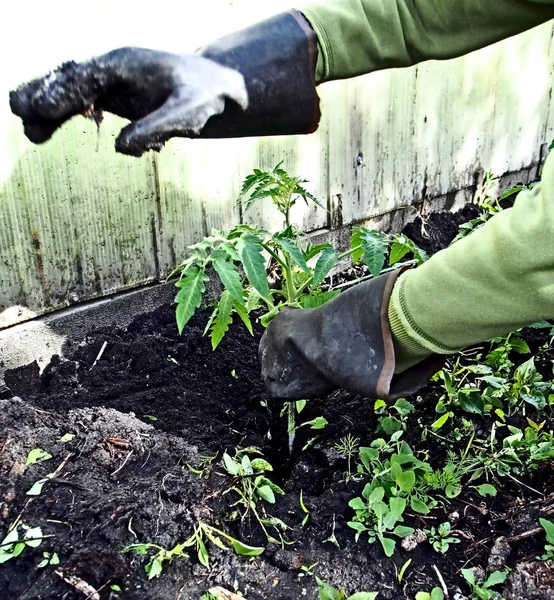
<box><xmin>115</xmin><ymin>82</ymin><xmax>247</xmax><ymax>156</ymax></box>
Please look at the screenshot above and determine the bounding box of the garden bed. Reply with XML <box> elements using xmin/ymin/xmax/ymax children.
<box><xmin>1</xmin><ymin>199</ymin><xmax>554</xmax><ymax>600</ymax></box>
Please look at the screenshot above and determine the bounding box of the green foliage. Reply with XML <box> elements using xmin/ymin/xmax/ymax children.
<box><xmin>315</xmin><ymin>577</ymin><xmax>378</xmax><ymax>600</ymax></box>
<box><xmin>539</xmin><ymin>518</ymin><xmax>554</xmax><ymax>560</ymax></box>
<box><xmin>37</xmin><ymin>551</ymin><xmax>60</xmax><ymax>568</ymax></box>
<box><xmin>415</xmin><ymin>589</ymin><xmax>444</xmax><ymax>600</ymax></box>
<box><xmin>173</xmin><ymin>163</ymin><xmax>427</xmax><ymax>349</ymax></box>
<box><xmin>124</xmin><ymin>521</ymin><xmax>263</xmax><ymax>578</ymax></box>
<box><xmin>221</xmin><ymin>449</ymin><xmax>288</xmax><ymax>543</ymax></box>
<box><xmin>335</xmin><ymin>434</ymin><xmax>361</xmax><ymax>482</ymax></box>
<box><xmin>425</xmin><ymin>522</ymin><xmax>460</xmax><ymax>554</ymax></box>
<box><xmin>25</xmin><ymin>448</ymin><xmax>52</xmax><ymax>465</ymax></box>
<box><xmin>347</xmin><ymin>432</ymin><xmax>434</xmax><ymax>557</ymax></box>
<box><xmin>461</xmin><ymin>568</ymin><xmax>509</xmax><ymax>600</ymax></box>
<box><xmin>0</xmin><ymin>523</ymin><xmax>44</xmax><ymax>564</ymax></box>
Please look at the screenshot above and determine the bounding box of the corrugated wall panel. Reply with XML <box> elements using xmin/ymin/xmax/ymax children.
<box><xmin>1</xmin><ymin>3</ymin><xmax>553</xmax><ymax>326</ymax></box>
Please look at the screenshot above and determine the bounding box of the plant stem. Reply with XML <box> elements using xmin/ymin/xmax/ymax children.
<box><xmin>329</xmin><ymin>260</ymin><xmax>417</xmax><ymax>291</ymax></box>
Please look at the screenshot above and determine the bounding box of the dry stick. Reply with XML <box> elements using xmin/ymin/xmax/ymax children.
<box><xmin>0</xmin><ymin>534</ymin><xmax>56</xmax><ymax>550</ymax></box>
<box><xmin>56</xmin><ymin>570</ymin><xmax>100</xmax><ymax>600</ymax></box>
<box><xmin>433</xmin><ymin>564</ymin><xmax>449</xmax><ymax>598</ymax></box>
<box><xmin>503</xmin><ymin>527</ymin><xmax>544</xmax><ymax>544</ymax></box>
<box><xmin>90</xmin><ymin>341</ymin><xmax>107</xmax><ymax>370</ymax></box>
<box><xmin>110</xmin><ymin>450</ymin><xmax>134</xmax><ymax>477</ymax></box>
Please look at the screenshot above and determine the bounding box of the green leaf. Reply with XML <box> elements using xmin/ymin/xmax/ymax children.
<box><xmin>389</xmin><ymin>497</ymin><xmax>407</xmax><ymax>518</ymax></box>
<box><xmin>445</xmin><ymin>483</ymin><xmax>462</xmax><ymax>498</ymax></box>
<box><xmin>237</xmin><ymin>234</ymin><xmax>271</xmax><ymax>301</ymax></box>
<box><xmin>431</xmin><ymin>589</ymin><xmax>445</xmax><ymax>600</ymax></box>
<box><xmin>300</xmin><ymin>416</ymin><xmax>329</xmax><ymax>430</ymax></box>
<box><xmin>521</xmin><ymin>390</ymin><xmax>547</xmax><ymax>411</ymax></box>
<box><xmin>302</xmin><ymin>290</ymin><xmax>341</xmax><ymax>308</ymax></box>
<box><xmin>459</xmin><ymin>391</ymin><xmax>485</xmax><ymax>415</ymax></box>
<box><xmin>229</xmin><ymin>539</ymin><xmax>264</xmax><ymax>556</ymax></box>
<box><xmin>389</xmin><ymin>241</ymin><xmax>411</xmax><ymax>265</ymax></box>
<box><xmin>431</xmin><ymin>413</ymin><xmax>450</xmax><ymax>429</ymax></box>
<box><xmin>348</xmin><ymin>521</ymin><xmax>367</xmax><ymax>531</ymax></box>
<box><xmin>197</xmin><ymin>537</ymin><xmax>210</xmax><ymax>568</ymax></box>
<box><xmin>461</xmin><ymin>568</ymin><xmax>475</xmax><ymax>585</ymax></box>
<box><xmin>351</xmin><ymin>228</ymin><xmax>387</xmax><ymax>277</ymax></box>
<box><xmin>410</xmin><ymin>498</ymin><xmax>430</xmax><ymax>514</ymax></box>
<box><xmin>59</xmin><ymin>433</ymin><xmax>75</xmax><ymax>443</ymax></box>
<box><xmin>223</xmin><ymin>452</ymin><xmax>240</xmax><ymax>476</ymax></box>
<box><xmin>12</xmin><ymin>542</ymin><xmax>25</xmax><ymax>557</ymax></box>
<box><xmin>484</xmin><ymin>570</ymin><xmax>508</xmax><ymax>587</ymax></box>
<box><xmin>393</xmin><ymin>398</ymin><xmax>415</xmax><ymax>416</ymax></box>
<box><xmin>396</xmin><ymin>471</ymin><xmax>416</xmax><ymax>493</ymax></box>
<box><xmin>393</xmin><ymin>525</ymin><xmax>414</xmax><ymax>538</ymax></box>
<box><xmin>347</xmin><ymin>593</ymin><xmax>379</xmax><ymax>600</ymax></box>
<box><xmin>146</xmin><ymin>557</ymin><xmax>163</xmax><ymax>579</ymax></box>
<box><xmin>313</xmin><ymin>247</ymin><xmax>338</xmax><ymax>287</ymax></box>
<box><xmin>232</xmin><ymin>299</ymin><xmax>253</xmax><ymax>335</ymax></box>
<box><xmin>475</xmin><ymin>484</ymin><xmax>497</xmax><ymax>497</ymax></box>
<box><xmin>510</xmin><ymin>338</ymin><xmax>531</xmax><ymax>354</ymax></box>
<box><xmin>251</xmin><ymin>458</ymin><xmax>273</xmax><ymax>472</ymax></box>
<box><xmin>210</xmin><ymin>290</ymin><xmax>234</xmax><ymax>350</ymax></box>
<box><xmin>540</xmin><ymin>518</ymin><xmax>554</xmax><ymax>543</ymax></box>
<box><xmin>348</xmin><ymin>498</ymin><xmax>366</xmax><ymax>511</ymax></box>
<box><xmin>273</xmin><ymin>236</ymin><xmax>310</xmax><ymax>273</ymax></box>
<box><xmin>257</xmin><ymin>485</ymin><xmax>276</xmax><ymax>504</ymax></box>
<box><xmin>175</xmin><ymin>267</ymin><xmax>209</xmax><ymax>334</ymax></box>
<box><xmin>379</xmin><ymin>536</ymin><xmax>396</xmax><ymax>557</ymax></box>
<box><xmin>26</xmin><ymin>448</ymin><xmax>52</xmax><ymax>465</ymax></box>
<box><xmin>212</xmin><ymin>257</ymin><xmax>245</xmax><ymax>305</ymax></box>
<box><xmin>317</xmin><ymin>577</ymin><xmax>342</xmax><ymax>600</ymax></box>
<box><xmin>26</xmin><ymin>478</ymin><xmax>49</xmax><ymax>496</ymax></box>
<box><xmin>24</xmin><ymin>527</ymin><xmax>43</xmax><ymax>548</ymax></box>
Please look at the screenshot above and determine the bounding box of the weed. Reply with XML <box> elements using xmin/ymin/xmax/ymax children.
<box><xmin>37</xmin><ymin>551</ymin><xmax>60</xmax><ymax>568</ymax></box>
<box><xmin>124</xmin><ymin>521</ymin><xmax>263</xmax><ymax>578</ymax></box>
<box><xmin>335</xmin><ymin>434</ymin><xmax>360</xmax><ymax>482</ymax></box>
<box><xmin>425</xmin><ymin>522</ymin><xmax>460</xmax><ymax>554</ymax></box>
<box><xmin>461</xmin><ymin>568</ymin><xmax>508</xmax><ymax>600</ymax></box>
<box><xmin>315</xmin><ymin>576</ymin><xmax>378</xmax><ymax>600</ymax></box>
<box><xmin>222</xmin><ymin>449</ymin><xmax>288</xmax><ymax>543</ymax></box>
<box><xmin>415</xmin><ymin>589</ymin><xmax>444</xmax><ymax>600</ymax></box>
<box><xmin>0</xmin><ymin>522</ymin><xmax>45</xmax><ymax>564</ymax></box>
<box><xmin>539</xmin><ymin>518</ymin><xmax>554</xmax><ymax>560</ymax></box>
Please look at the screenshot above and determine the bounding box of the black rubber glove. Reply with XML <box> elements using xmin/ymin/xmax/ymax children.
<box><xmin>9</xmin><ymin>11</ymin><xmax>320</xmax><ymax>157</ymax></box>
<box><xmin>259</xmin><ymin>270</ymin><xmax>445</xmax><ymax>401</ymax></box>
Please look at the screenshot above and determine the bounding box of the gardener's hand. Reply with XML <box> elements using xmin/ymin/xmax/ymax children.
<box><xmin>9</xmin><ymin>47</ymin><xmax>248</xmax><ymax>157</ymax></box>
<box><xmin>259</xmin><ymin>272</ymin><xmax>444</xmax><ymax>401</ymax></box>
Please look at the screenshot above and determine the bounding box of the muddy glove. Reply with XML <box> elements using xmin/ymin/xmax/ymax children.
<box><xmin>259</xmin><ymin>270</ymin><xmax>445</xmax><ymax>401</ymax></box>
<box><xmin>9</xmin><ymin>10</ymin><xmax>320</xmax><ymax>157</ymax></box>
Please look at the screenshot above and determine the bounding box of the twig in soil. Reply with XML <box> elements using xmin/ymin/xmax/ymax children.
<box><xmin>432</xmin><ymin>564</ymin><xmax>449</xmax><ymax>598</ymax></box>
<box><xmin>0</xmin><ymin>534</ymin><xmax>56</xmax><ymax>550</ymax></box>
<box><xmin>55</xmin><ymin>569</ymin><xmax>100</xmax><ymax>600</ymax></box>
<box><xmin>110</xmin><ymin>450</ymin><xmax>134</xmax><ymax>477</ymax></box>
<box><xmin>503</xmin><ymin>527</ymin><xmax>544</xmax><ymax>543</ymax></box>
<box><xmin>127</xmin><ymin>517</ymin><xmax>138</xmax><ymax>540</ymax></box>
<box><xmin>89</xmin><ymin>341</ymin><xmax>107</xmax><ymax>370</ymax></box>
<box><xmin>208</xmin><ymin>587</ymin><xmax>245</xmax><ymax>600</ymax></box>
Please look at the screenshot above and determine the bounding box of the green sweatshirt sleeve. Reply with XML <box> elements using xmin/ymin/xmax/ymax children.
<box><xmin>300</xmin><ymin>0</ymin><xmax>554</xmax><ymax>82</ymax></box>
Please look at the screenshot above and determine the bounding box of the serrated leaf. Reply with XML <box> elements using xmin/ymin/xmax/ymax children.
<box><xmin>313</xmin><ymin>247</ymin><xmax>338</xmax><ymax>287</ymax></box>
<box><xmin>302</xmin><ymin>290</ymin><xmax>340</xmax><ymax>309</ymax></box>
<box><xmin>351</xmin><ymin>228</ymin><xmax>387</xmax><ymax>276</ymax></box>
<box><xmin>210</xmin><ymin>290</ymin><xmax>234</xmax><ymax>350</ymax></box>
<box><xmin>175</xmin><ymin>267</ymin><xmax>209</xmax><ymax>334</ymax></box>
<box><xmin>232</xmin><ymin>299</ymin><xmax>253</xmax><ymax>335</ymax></box>
<box><xmin>272</xmin><ymin>236</ymin><xmax>310</xmax><ymax>273</ymax></box>
<box><xmin>237</xmin><ymin>234</ymin><xmax>270</xmax><ymax>301</ymax></box>
<box><xmin>212</xmin><ymin>258</ymin><xmax>244</xmax><ymax>306</ymax></box>
<box><xmin>510</xmin><ymin>338</ymin><xmax>530</xmax><ymax>354</ymax></box>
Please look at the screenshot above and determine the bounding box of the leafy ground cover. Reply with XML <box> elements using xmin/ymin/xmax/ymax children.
<box><xmin>1</xmin><ymin>180</ymin><xmax>554</xmax><ymax>600</ymax></box>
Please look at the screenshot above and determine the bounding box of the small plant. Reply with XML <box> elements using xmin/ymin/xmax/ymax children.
<box><xmin>315</xmin><ymin>577</ymin><xmax>378</xmax><ymax>600</ymax></box>
<box><xmin>461</xmin><ymin>568</ymin><xmax>508</xmax><ymax>600</ymax></box>
<box><xmin>415</xmin><ymin>589</ymin><xmax>444</xmax><ymax>600</ymax></box>
<box><xmin>539</xmin><ymin>517</ymin><xmax>554</xmax><ymax>560</ymax></box>
<box><xmin>124</xmin><ymin>522</ymin><xmax>263</xmax><ymax>578</ymax></box>
<box><xmin>173</xmin><ymin>163</ymin><xmax>427</xmax><ymax>349</ymax></box>
<box><xmin>37</xmin><ymin>551</ymin><xmax>60</xmax><ymax>568</ymax></box>
<box><xmin>222</xmin><ymin>449</ymin><xmax>288</xmax><ymax>543</ymax></box>
<box><xmin>347</xmin><ymin>432</ymin><xmax>434</xmax><ymax>557</ymax></box>
<box><xmin>335</xmin><ymin>434</ymin><xmax>360</xmax><ymax>482</ymax></box>
<box><xmin>425</xmin><ymin>521</ymin><xmax>460</xmax><ymax>554</ymax></box>
<box><xmin>0</xmin><ymin>522</ymin><xmax>44</xmax><ymax>564</ymax></box>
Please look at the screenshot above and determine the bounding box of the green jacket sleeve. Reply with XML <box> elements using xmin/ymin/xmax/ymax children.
<box><xmin>300</xmin><ymin>0</ymin><xmax>554</xmax><ymax>82</ymax></box>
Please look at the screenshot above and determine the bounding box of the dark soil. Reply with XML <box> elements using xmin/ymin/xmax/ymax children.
<box><xmin>2</xmin><ymin>199</ymin><xmax>554</xmax><ymax>600</ymax></box>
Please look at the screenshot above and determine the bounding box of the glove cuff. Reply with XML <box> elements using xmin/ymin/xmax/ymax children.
<box><xmin>198</xmin><ymin>10</ymin><xmax>321</xmax><ymax>138</ymax></box>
